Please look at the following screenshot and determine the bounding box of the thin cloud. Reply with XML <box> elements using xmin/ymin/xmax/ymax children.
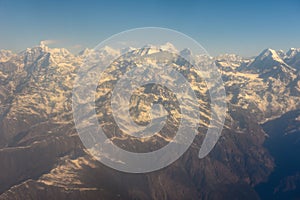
<box><xmin>40</xmin><ymin>39</ymin><xmax>59</xmax><ymax>46</ymax></box>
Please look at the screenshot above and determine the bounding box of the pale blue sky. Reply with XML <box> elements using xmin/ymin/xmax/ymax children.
<box><xmin>0</xmin><ymin>0</ymin><xmax>300</xmax><ymax>56</ymax></box>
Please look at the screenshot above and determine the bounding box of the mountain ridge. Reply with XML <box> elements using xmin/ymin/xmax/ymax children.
<box><xmin>0</xmin><ymin>44</ymin><xmax>299</xmax><ymax>199</ymax></box>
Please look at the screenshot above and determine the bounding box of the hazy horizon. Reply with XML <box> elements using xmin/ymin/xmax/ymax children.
<box><xmin>1</xmin><ymin>40</ymin><xmax>299</xmax><ymax>59</ymax></box>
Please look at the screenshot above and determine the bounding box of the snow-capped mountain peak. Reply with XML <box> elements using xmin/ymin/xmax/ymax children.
<box><xmin>286</xmin><ymin>48</ymin><xmax>300</xmax><ymax>58</ymax></box>
<box><xmin>37</xmin><ymin>41</ymin><xmax>71</xmax><ymax>56</ymax></box>
<box><xmin>120</xmin><ymin>47</ymin><xmax>137</xmax><ymax>54</ymax></box>
<box><xmin>276</xmin><ymin>49</ymin><xmax>285</xmax><ymax>59</ymax></box>
<box><xmin>248</xmin><ymin>48</ymin><xmax>289</xmax><ymax>70</ymax></box>
<box><xmin>0</xmin><ymin>49</ymin><xmax>15</xmax><ymax>62</ymax></box>
<box><xmin>78</xmin><ymin>48</ymin><xmax>93</xmax><ymax>56</ymax></box>
<box><xmin>180</xmin><ymin>48</ymin><xmax>192</xmax><ymax>57</ymax></box>
<box><xmin>160</xmin><ymin>42</ymin><xmax>178</xmax><ymax>52</ymax></box>
<box><xmin>246</xmin><ymin>48</ymin><xmax>296</xmax><ymax>83</ymax></box>
<box><xmin>256</xmin><ymin>48</ymin><xmax>284</xmax><ymax>63</ymax></box>
<box><xmin>39</xmin><ymin>41</ymin><xmax>49</xmax><ymax>51</ymax></box>
<box><xmin>285</xmin><ymin>48</ymin><xmax>300</xmax><ymax>69</ymax></box>
<box><xmin>98</xmin><ymin>46</ymin><xmax>119</xmax><ymax>55</ymax></box>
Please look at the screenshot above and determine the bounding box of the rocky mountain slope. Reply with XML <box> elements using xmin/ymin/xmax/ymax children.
<box><xmin>0</xmin><ymin>43</ymin><xmax>299</xmax><ymax>199</ymax></box>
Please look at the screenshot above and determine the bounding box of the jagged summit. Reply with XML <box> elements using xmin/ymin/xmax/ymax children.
<box><xmin>38</xmin><ymin>41</ymin><xmax>71</xmax><ymax>56</ymax></box>
<box><xmin>120</xmin><ymin>46</ymin><xmax>137</xmax><ymax>54</ymax></box>
<box><xmin>78</xmin><ymin>48</ymin><xmax>92</xmax><ymax>56</ymax></box>
<box><xmin>255</xmin><ymin>48</ymin><xmax>284</xmax><ymax>63</ymax></box>
<box><xmin>39</xmin><ymin>41</ymin><xmax>49</xmax><ymax>50</ymax></box>
<box><xmin>248</xmin><ymin>48</ymin><xmax>293</xmax><ymax>70</ymax></box>
<box><xmin>247</xmin><ymin>48</ymin><xmax>295</xmax><ymax>82</ymax></box>
<box><xmin>285</xmin><ymin>48</ymin><xmax>300</xmax><ymax>69</ymax></box>
<box><xmin>98</xmin><ymin>45</ymin><xmax>119</xmax><ymax>56</ymax></box>
<box><xmin>180</xmin><ymin>48</ymin><xmax>192</xmax><ymax>57</ymax></box>
<box><xmin>160</xmin><ymin>42</ymin><xmax>178</xmax><ymax>52</ymax></box>
<box><xmin>286</xmin><ymin>48</ymin><xmax>300</xmax><ymax>57</ymax></box>
<box><xmin>22</xmin><ymin>42</ymin><xmax>72</xmax><ymax>65</ymax></box>
<box><xmin>121</xmin><ymin>43</ymin><xmax>178</xmax><ymax>56</ymax></box>
<box><xmin>0</xmin><ymin>49</ymin><xmax>15</xmax><ymax>62</ymax></box>
<box><xmin>276</xmin><ymin>49</ymin><xmax>285</xmax><ymax>59</ymax></box>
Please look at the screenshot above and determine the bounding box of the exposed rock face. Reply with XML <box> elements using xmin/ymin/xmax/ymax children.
<box><xmin>0</xmin><ymin>44</ymin><xmax>299</xmax><ymax>199</ymax></box>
